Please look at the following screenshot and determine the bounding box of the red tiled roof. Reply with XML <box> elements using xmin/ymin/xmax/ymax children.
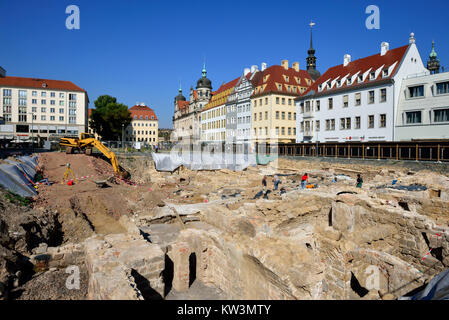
<box><xmin>251</xmin><ymin>65</ymin><xmax>313</xmax><ymax>98</ymax></box>
<box><xmin>0</xmin><ymin>76</ymin><xmax>86</xmax><ymax>92</ymax></box>
<box><xmin>303</xmin><ymin>44</ymin><xmax>409</xmax><ymax>97</ymax></box>
<box><xmin>203</xmin><ymin>77</ymin><xmax>240</xmax><ymax>111</ymax></box>
<box><xmin>177</xmin><ymin>100</ymin><xmax>190</xmax><ymax>113</ymax></box>
<box><xmin>129</xmin><ymin>104</ymin><xmax>158</xmax><ymax>121</ymax></box>
<box><xmin>88</xmin><ymin>109</ymin><xmax>92</xmax><ymax>117</ymax></box>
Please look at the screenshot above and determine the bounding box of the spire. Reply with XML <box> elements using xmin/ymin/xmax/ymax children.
<box><xmin>306</xmin><ymin>21</ymin><xmax>320</xmax><ymax>81</ymax></box>
<box><xmin>179</xmin><ymin>80</ymin><xmax>182</xmax><ymax>93</ymax></box>
<box><xmin>202</xmin><ymin>58</ymin><xmax>207</xmax><ymax>78</ymax></box>
<box><xmin>427</xmin><ymin>40</ymin><xmax>440</xmax><ymax>74</ymax></box>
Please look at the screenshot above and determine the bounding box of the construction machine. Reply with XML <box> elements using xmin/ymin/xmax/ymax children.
<box><xmin>59</xmin><ymin>133</ymin><xmax>129</xmax><ymax>179</ymax></box>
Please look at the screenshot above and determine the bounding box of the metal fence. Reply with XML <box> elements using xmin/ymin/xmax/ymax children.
<box><xmin>274</xmin><ymin>141</ymin><xmax>449</xmax><ymax>162</ymax></box>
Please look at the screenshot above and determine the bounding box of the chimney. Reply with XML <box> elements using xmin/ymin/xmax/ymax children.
<box><xmin>381</xmin><ymin>42</ymin><xmax>389</xmax><ymax>56</ymax></box>
<box><xmin>244</xmin><ymin>68</ymin><xmax>250</xmax><ymax>76</ymax></box>
<box><xmin>0</xmin><ymin>66</ymin><xmax>5</xmax><ymax>78</ymax></box>
<box><xmin>292</xmin><ymin>62</ymin><xmax>300</xmax><ymax>72</ymax></box>
<box><xmin>261</xmin><ymin>62</ymin><xmax>267</xmax><ymax>71</ymax></box>
<box><xmin>343</xmin><ymin>54</ymin><xmax>351</xmax><ymax>67</ymax></box>
<box><xmin>281</xmin><ymin>60</ymin><xmax>289</xmax><ymax>70</ymax></box>
<box><xmin>251</xmin><ymin>65</ymin><xmax>259</xmax><ymax>73</ymax></box>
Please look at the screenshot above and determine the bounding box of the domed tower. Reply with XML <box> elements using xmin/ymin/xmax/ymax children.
<box><xmin>196</xmin><ymin>63</ymin><xmax>212</xmax><ymax>103</ymax></box>
<box><xmin>427</xmin><ymin>41</ymin><xmax>440</xmax><ymax>74</ymax></box>
<box><xmin>174</xmin><ymin>84</ymin><xmax>186</xmax><ymax>113</ymax></box>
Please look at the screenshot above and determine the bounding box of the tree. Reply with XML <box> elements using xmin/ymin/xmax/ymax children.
<box><xmin>89</xmin><ymin>95</ymin><xmax>131</xmax><ymax>140</ymax></box>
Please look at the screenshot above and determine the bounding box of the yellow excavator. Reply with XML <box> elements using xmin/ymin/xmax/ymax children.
<box><xmin>59</xmin><ymin>133</ymin><xmax>129</xmax><ymax>179</ymax></box>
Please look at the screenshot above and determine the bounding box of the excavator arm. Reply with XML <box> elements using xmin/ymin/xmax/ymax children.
<box><xmin>80</xmin><ymin>138</ymin><xmax>126</xmax><ymax>177</ymax></box>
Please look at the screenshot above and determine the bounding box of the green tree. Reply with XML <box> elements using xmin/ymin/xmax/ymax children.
<box><xmin>89</xmin><ymin>95</ymin><xmax>131</xmax><ymax>140</ymax></box>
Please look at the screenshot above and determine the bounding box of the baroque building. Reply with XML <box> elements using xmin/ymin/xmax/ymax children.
<box><xmin>173</xmin><ymin>65</ymin><xmax>212</xmax><ymax>141</ymax></box>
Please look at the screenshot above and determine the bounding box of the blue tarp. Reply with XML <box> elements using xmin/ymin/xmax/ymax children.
<box><xmin>401</xmin><ymin>269</ymin><xmax>449</xmax><ymax>300</ymax></box>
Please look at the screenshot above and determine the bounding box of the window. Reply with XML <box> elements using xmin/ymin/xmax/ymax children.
<box><xmin>32</xmin><ymin>99</ymin><xmax>37</xmax><ymax>104</ymax></box>
<box><xmin>32</xmin><ymin>91</ymin><xmax>37</xmax><ymax>97</ymax></box>
<box><xmin>293</xmin><ymin>128</ymin><xmax>296</xmax><ymax>135</ymax></box>
<box><xmin>50</xmin><ymin>92</ymin><xmax>55</xmax><ymax>97</ymax></box>
<box><xmin>41</xmin><ymin>92</ymin><xmax>46</xmax><ymax>97</ymax></box>
<box><xmin>3</xmin><ymin>89</ymin><xmax>11</xmax><ymax>97</ymax></box>
<box><xmin>383</xmin><ymin>69</ymin><xmax>389</xmax><ymax>77</ymax></box>
<box><xmin>370</xmin><ymin>72</ymin><xmax>376</xmax><ymax>80</ymax></box>
<box><xmin>254</xmin><ymin>113</ymin><xmax>257</xmax><ymax>121</ymax></box>
<box><xmin>275</xmin><ymin>127</ymin><xmax>279</xmax><ymax>135</ymax></box>
<box><xmin>434</xmin><ymin>109</ymin><xmax>449</xmax><ymax>122</ymax></box>
<box><xmin>50</xmin><ymin>116</ymin><xmax>55</xmax><ymax>121</ymax></box>
<box><xmin>59</xmin><ymin>108</ymin><xmax>64</xmax><ymax>114</ymax></box>
<box><xmin>328</xmin><ymin>98</ymin><xmax>333</xmax><ymax>110</ymax></box>
<box><xmin>368</xmin><ymin>115</ymin><xmax>375</xmax><ymax>128</ymax></box>
<box><xmin>265</xmin><ymin>111</ymin><xmax>268</xmax><ymax>120</ymax></box>
<box><xmin>326</xmin><ymin>120</ymin><xmax>330</xmax><ymax>131</ymax></box>
<box><xmin>19</xmin><ymin>90</ymin><xmax>27</xmax><ymax>98</ymax></box>
<box><xmin>409</xmin><ymin>85</ymin><xmax>424</xmax><ymax>98</ymax></box>
<box><xmin>294</xmin><ymin>113</ymin><xmax>296</xmax><ymax>120</ymax></box>
<box><xmin>355</xmin><ymin>93</ymin><xmax>361</xmax><ymax>106</ymax></box>
<box><xmin>288</xmin><ymin>99</ymin><xmax>292</xmax><ymax>106</ymax></box>
<box><xmin>436</xmin><ymin>82</ymin><xmax>449</xmax><ymax>95</ymax></box>
<box><xmin>276</xmin><ymin>111</ymin><xmax>279</xmax><ymax>120</ymax></box>
<box><xmin>281</xmin><ymin>112</ymin><xmax>285</xmax><ymax>120</ymax></box>
<box><xmin>59</xmin><ymin>93</ymin><xmax>64</xmax><ymax>98</ymax></box>
<box><xmin>355</xmin><ymin>116</ymin><xmax>361</xmax><ymax>129</ymax></box>
<box><xmin>331</xmin><ymin>119</ymin><xmax>335</xmax><ymax>130</ymax></box>
<box><xmin>41</xmin><ymin>115</ymin><xmax>46</xmax><ymax>121</ymax></box>
<box><xmin>41</xmin><ymin>107</ymin><xmax>46</xmax><ymax>113</ymax></box>
<box><xmin>254</xmin><ymin>100</ymin><xmax>257</xmax><ymax>107</ymax></box>
<box><xmin>340</xmin><ymin>118</ymin><xmax>346</xmax><ymax>130</ymax></box>
<box><xmin>32</xmin><ymin>107</ymin><xmax>37</xmax><ymax>113</ymax></box>
<box><xmin>316</xmin><ymin>100</ymin><xmax>320</xmax><ymax>111</ymax></box>
<box><xmin>380</xmin><ymin>114</ymin><xmax>386</xmax><ymax>128</ymax></box>
<box><xmin>50</xmin><ymin>108</ymin><xmax>55</xmax><ymax>113</ymax></box>
<box><xmin>50</xmin><ymin>100</ymin><xmax>55</xmax><ymax>105</ymax></box>
<box><xmin>288</xmin><ymin>127</ymin><xmax>291</xmax><ymax>135</ymax></box>
<box><xmin>358</xmin><ymin>75</ymin><xmax>363</xmax><ymax>82</ymax></box>
<box><xmin>406</xmin><ymin>111</ymin><xmax>422</xmax><ymax>124</ymax></box>
<box><xmin>346</xmin><ymin>118</ymin><xmax>351</xmax><ymax>129</ymax></box>
<box><xmin>281</xmin><ymin>98</ymin><xmax>285</xmax><ymax>105</ymax></box>
<box><xmin>281</xmin><ymin>127</ymin><xmax>285</xmax><ymax>135</ymax></box>
<box><xmin>380</xmin><ymin>88</ymin><xmax>387</xmax><ymax>102</ymax></box>
<box><xmin>59</xmin><ymin>101</ymin><xmax>64</xmax><ymax>106</ymax></box>
<box><xmin>259</xmin><ymin>112</ymin><xmax>262</xmax><ymax>121</ymax></box>
<box><xmin>368</xmin><ymin>91</ymin><xmax>375</xmax><ymax>104</ymax></box>
<box><xmin>288</xmin><ymin>112</ymin><xmax>291</xmax><ymax>120</ymax></box>
<box><xmin>69</xmin><ymin>94</ymin><xmax>77</xmax><ymax>100</ymax></box>
<box><xmin>343</xmin><ymin>95</ymin><xmax>349</xmax><ymax>107</ymax></box>
<box><xmin>41</xmin><ymin>99</ymin><xmax>46</xmax><ymax>105</ymax></box>
<box><xmin>316</xmin><ymin>120</ymin><xmax>320</xmax><ymax>132</ymax></box>
<box><xmin>276</xmin><ymin>97</ymin><xmax>280</xmax><ymax>104</ymax></box>
<box><xmin>347</xmin><ymin>78</ymin><xmax>352</xmax><ymax>85</ymax></box>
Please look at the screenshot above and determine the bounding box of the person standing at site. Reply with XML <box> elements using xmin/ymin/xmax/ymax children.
<box><xmin>356</xmin><ymin>174</ymin><xmax>363</xmax><ymax>188</ymax></box>
<box><xmin>262</xmin><ymin>176</ymin><xmax>267</xmax><ymax>194</ymax></box>
<box><xmin>273</xmin><ymin>175</ymin><xmax>281</xmax><ymax>191</ymax></box>
<box><xmin>301</xmin><ymin>173</ymin><xmax>308</xmax><ymax>190</ymax></box>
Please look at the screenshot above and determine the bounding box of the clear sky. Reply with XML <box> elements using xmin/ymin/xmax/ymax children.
<box><xmin>1</xmin><ymin>0</ymin><xmax>448</xmax><ymax>128</ymax></box>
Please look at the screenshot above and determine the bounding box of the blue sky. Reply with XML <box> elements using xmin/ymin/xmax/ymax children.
<box><xmin>1</xmin><ymin>0</ymin><xmax>448</xmax><ymax>128</ymax></box>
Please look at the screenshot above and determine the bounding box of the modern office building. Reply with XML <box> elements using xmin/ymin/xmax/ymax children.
<box><xmin>0</xmin><ymin>70</ymin><xmax>89</xmax><ymax>142</ymax></box>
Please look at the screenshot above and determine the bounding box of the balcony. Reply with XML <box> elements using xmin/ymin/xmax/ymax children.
<box><xmin>303</xmin><ymin>129</ymin><xmax>314</xmax><ymax>137</ymax></box>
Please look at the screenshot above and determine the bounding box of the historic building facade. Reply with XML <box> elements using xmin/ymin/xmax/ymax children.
<box><xmin>295</xmin><ymin>34</ymin><xmax>429</xmax><ymax>144</ymax></box>
<box><xmin>173</xmin><ymin>66</ymin><xmax>212</xmax><ymax>142</ymax></box>
<box><xmin>225</xmin><ymin>66</ymin><xmax>259</xmax><ymax>147</ymax></box>
<box><xmin>200</xmin><ymin>77</ymin><xmax>239</xmax><ymax>142</ymax></box>
<box><xmin>251</xmin><ymin>60</ymin><xmax>313</xmax><ymax>145</ymax></box>
<box><xmin>124</xmin><ymin>103</ymin><xmax>158</xmax><ymax>145</ymax></box>
<box><xmin>0</xmin><ymin>69</ymin><xmax>89</xmax><ymax>142</ymax></box>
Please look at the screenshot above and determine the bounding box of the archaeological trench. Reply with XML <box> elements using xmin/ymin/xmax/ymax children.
<box><xmin>1</xmin><ymin>152</ymin><xmax>449</xmax><ymax>300</ymax></box>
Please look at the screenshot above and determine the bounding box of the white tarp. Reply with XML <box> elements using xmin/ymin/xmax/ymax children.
<box><xmin>0</xmin><ymin>155</ymin><xmax>38</xmax><ymax>197</ymax></box>
<box><xmin>152</xmin><ymin>152</ymin><xmax>257</xmax><ymax>172</ymax></box>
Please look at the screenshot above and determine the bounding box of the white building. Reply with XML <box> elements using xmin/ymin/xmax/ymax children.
<box><xmin>395</xmin><ymin>71</ymin><xmax>449</xmax><ymax>141</ymax></box>
<box><xmin>295</xmin><ymin>34</ymin><xmax>428</xmax><ymax>144</ymax></box>
<box><xmin>0</xmin><ymin>70</ymin><xmax>89</xmax><ymax>142</ymax></box>
<box><xmin>226</xmin><ymin>66</ymin><xmax>259</xmax><ymax>147</ymax></box>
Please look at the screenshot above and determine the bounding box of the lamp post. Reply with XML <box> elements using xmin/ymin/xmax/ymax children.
<box><xmin>121</xmin><ymin>123</ymin><xmax>125</xmax><ymax>152</ymax></box>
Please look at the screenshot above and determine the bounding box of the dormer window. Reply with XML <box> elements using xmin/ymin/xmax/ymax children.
<box><xmin>337</xmin><ymin>80</ymin><xmax>341</xmax><ymax>87</ymax></box>
<box><xmin>278</xmin><ymin>84</ymin><xmax>282</xmax><ymax>91</ymax></box>
<box><xmin>327</xmin><ymin>83</ymin><xmax>331</xmax><ymax>89</ymax></box>
<box><xmin>347</xmin><ymin>78</ymin><xmax>352</xmax><ymax>85</ymax></box>
<box><xmin>318</xmin><ymin>84</ymin><xmax>322</xmax><ymax>91</ymax></box>
<box><xmin>370</xmin><ymin>72</ymin><xmax>376</xmax><ymax>80</ymax></box>
<box><xmin>383</xmin><ymin>69</ymin><xmax>389</xmax><ymax>77</ymax></box>
<box><xmin>285</xmin><ymin>76</ymin><xmax>289</xmax><ymax>82</ymax></box>
<box><xmin>358</xmin><ymin>75</ymin><xmax>363</xmax><ymax>82</ymax></box>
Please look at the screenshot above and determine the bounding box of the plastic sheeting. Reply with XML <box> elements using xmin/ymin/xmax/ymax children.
<box><xmin>0</xmin><ymin>155</ymin><xmax>39</xmax><ymax>197</ymax></box>
<box><xmin>152</xmin><ymin>152</ymin><xmax>260</xmax><ymax>172</ymax></box>
<box><xmin>400</xmin><ymin>269</ymin><xmax>449</xmax><ymax>300</ymax></box>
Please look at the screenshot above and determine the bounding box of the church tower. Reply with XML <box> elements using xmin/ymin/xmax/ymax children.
<box><xmin>427</xmin><ymin>41</ymin><xmax>440</xmax><ymax>74</ymax></box>
<box><xmin>306</xmin><ymin>21</ymin><xmax>321</xmax><ymax>81</ymax></box>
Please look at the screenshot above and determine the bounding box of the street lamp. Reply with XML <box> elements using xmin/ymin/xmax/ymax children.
<box><xmin>121</xmin><ymin>123</ymin><xmax>125</xmax><ymax>152</ymax></box>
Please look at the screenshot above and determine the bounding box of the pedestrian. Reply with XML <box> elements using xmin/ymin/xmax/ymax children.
<box><xmin>273</xmin><ymin>174</ymin><xmax>281</xmax><ymax>191</ymax></box>
<box><xmin>301</xmin><ymin>173</ymin><xmax>308</xmax><ymax>190</ymax></box>
<box><xmin>356</xmin><ymin>174</ymin><xmax>363</xmax><ymax>188</ymax></box>
<box><xmin>262</xmin><ymin>176</ymin><xmax>267</xmax><ymax>194</ymax></box>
